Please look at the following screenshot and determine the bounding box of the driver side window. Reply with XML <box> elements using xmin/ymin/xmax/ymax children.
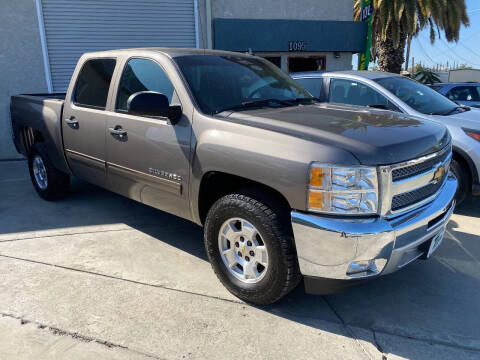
<box><xmin>329</xmin><ymin>78</ymin><xmax>399</xmax><ymax>111</ymax></box>
<box><xmin>116</xmin><ymin>58</ymin><xmax>176</xmax><ymax>112</ymax></box>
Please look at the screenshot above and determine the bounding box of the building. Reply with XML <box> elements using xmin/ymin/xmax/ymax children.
<box><xmin>1</xmin><ymin>0</ymin><xmax>365</xmax><ymax>159</ymax></box>
<box><xmin>448</xmin><ymin>69</ymin><xmax>480</xmax><ymax>83</ymax></box>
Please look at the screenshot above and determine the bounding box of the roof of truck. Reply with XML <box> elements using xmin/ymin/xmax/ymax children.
<box><xmin>83</xmin><ymin>47</ymin><xmax>249</xmax><ymax>58</ymax></box>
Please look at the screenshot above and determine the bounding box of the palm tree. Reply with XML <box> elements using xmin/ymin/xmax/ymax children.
<box><xmin>414</xmin><ymin>67</ymin><xmax>440</xmax><ymax>84</ymax></box>
<box><xmin>354</xmin><ymin>0</ymin><xmax>469</xmax><ymax>73</ymax></box>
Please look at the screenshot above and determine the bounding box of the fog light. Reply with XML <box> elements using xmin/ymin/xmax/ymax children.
<box><xmin>347</xmin><ymin>259</ymin><xmax>385</xmax><ymax>278</ymax></box>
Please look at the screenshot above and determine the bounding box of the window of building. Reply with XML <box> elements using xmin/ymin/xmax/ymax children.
<box><xmin>288</xmin><ymin>56</ymin><xmax>326</xmax><ymax>73</ymax></box>
<box><xmin>263</xmin><ymin>56</ymin><xmax>281</xmax><ymax>68</ymax></box>
<box><xmin>116</xmin><ymin>58</ymin><xmax>175</xmax><ymax>112</ymax></box>
<box><xmin>73</xmin><ymin>59</ymin><xmax>116</xmax><ymax>109</ymax></box>
<box><xmin>446</xmin><ymin>86</ymin><xmax>480</xmax><ymax>102</ymax></box>
<box><xmin>329</xmin><ymin>78</ymin><xmax>397</xmax><ymax>110</ymax></box>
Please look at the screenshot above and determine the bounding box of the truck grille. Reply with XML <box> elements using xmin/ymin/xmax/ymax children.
<box><xmin>391</xmin><ymin>180</ymin><xmax>444</xmax><ymax>211</ymax></box>
<box><xmin>387</xmin><ymin>146</ymin><xmax>451</xmax><ymax>214</ymax></box>
<box><xmin>392</xmin><ymin>149</ymin><xmax>450</xmax><ymax>181</ymax></box>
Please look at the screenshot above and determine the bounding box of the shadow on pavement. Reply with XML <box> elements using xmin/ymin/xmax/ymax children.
<box><xmin>454</xmin><ymin>195</ymin><xmax>480</xmax><ymax>217</ymax></box>
<box><xmin>2</xmin><ymin>166</ymin><xmax>480</xmax><ymax>358</ymax></box>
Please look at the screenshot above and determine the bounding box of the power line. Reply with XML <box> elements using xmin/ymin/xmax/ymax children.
<box><xmin>438</xmin><ymin>38</ymin><xmax>480</xmax><ymax>67</ymax></box>
<box><xmin>414</xmin><ymin>38</ymin><xmax>439</xmax><ymax>66</ymax></box>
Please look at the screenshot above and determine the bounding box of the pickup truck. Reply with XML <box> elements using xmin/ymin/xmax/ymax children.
<box><xmin>10</xmin><ymin>48</ymin><xmax>457</xmax><ymax>305</ymax></box>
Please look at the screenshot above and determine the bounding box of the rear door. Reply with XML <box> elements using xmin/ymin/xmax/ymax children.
<box><xmin>105</xmin><ymin>56</ymin><xmax>192</xmax><ymax>218</ymax></box>
<box><xmin>63</xmin><ymin>57</ymin><xmax>117</xmax><ymax>187</ymax></box>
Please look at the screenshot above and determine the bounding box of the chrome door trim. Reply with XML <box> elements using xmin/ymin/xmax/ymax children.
<box><xmin>107</xmin><ymin>162</ymin><xmax>182</xmax><ymax>195</ymax></box>
<box><xmin>65</xmin><ymin>149</ymin><xmax>106</xmax><ymax>171</ymax></box>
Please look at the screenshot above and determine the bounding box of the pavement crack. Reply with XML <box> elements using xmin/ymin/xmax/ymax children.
<box><xmin>2</xmin><ymin>253</ymin><xmax>479</xmax><ymax>354</ymax></box>
<box><xmin>0</xmin><ymin>224</ymin><xmax>177</xmax><ymax>243</ymax></box>
<box><xmin>373</xmin><ymin>329</ymin><xmax>388</xmax><ymax>360</ymax></box>
<box><xmin>0</xmin><ymin>228</ymin><xmax>136</xmax><ymax>243</ymax></box>
<box><xmin>322</xmin><ymin>296</ymin><xmax>375</xmax><ymax>360</ymax></box>
<box><xmin>1</xmin><ymin>312</ymin><xmax>166</xmax><ymax>359</ymax></box>
<box><xmin>0</xmin><ymin>253</ymin><xmax>244</xmax><ymax>306</ymax></box>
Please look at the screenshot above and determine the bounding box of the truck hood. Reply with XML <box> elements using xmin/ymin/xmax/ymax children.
<box><xmin>224</xmin><ymin>103</ymin><xmax>450</xmax><ymax>165</ymax></box>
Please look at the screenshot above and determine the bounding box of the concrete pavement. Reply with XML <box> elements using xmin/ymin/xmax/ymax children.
<box><xmin>0</xmin><ymin>160</ymin><xmax>479</xmax><ymax>359</ymax></box>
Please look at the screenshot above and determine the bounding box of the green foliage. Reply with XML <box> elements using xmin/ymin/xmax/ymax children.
<box><xmin>414</xmin><ymin>67</ymin><xmax>441</xmax><ymax>84</ymax></box>
<box><xmin>457</xmin><ymin>64</ymin><xmax>472</xmax><ymax>70</ymax></box>
<box><xmin>354</xmin><ymin>0</ymin><xmax>469</xmax><ymax>73</ymax></box>
<box><xmin>354</xmin><ymin>0</ymin><xmax>469</xmax><ymax>48</ymax></box>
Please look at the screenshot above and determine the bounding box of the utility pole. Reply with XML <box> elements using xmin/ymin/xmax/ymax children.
<box><xmin>411</xmin><ymin>57</ymin><xmax>415</xmax><ymax>74</ymax></box>
<box><xmin>405</xmin><ymin>35</ymin><xmax>412</xmax><ymax>71</ymax></box>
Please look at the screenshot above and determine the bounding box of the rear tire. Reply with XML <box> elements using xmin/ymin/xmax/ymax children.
<box><xmin>28</xmin><ymin>143</ymin><xmax>70</xmax><ymax>201</ymax></box>
<box><xmin>204</xmin><ymin>191</ymin><xmax>301</xmax><ymax>305</ymax></box>
<box><xmin>451</xmin><ymin>158</ymin><xmax>470</xmax><ymax>204</ymax></box>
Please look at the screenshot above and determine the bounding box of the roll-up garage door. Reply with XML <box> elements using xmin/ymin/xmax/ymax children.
<box><xmin>40</xmin><ymin>0</ymin><xmax>197</xmax><ymax>91</ymax></box>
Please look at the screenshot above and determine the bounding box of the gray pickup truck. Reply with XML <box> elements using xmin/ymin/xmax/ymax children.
<box><xmin>10</xmin><ymin>48</ymin><xmax>457</xmax><ymax>305</ymax></box>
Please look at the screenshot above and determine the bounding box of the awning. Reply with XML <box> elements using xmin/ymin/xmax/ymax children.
<box><xmin>214</xmin><ymin>19</ymin><xmax>367</xmax><ymax>53</ymax></box>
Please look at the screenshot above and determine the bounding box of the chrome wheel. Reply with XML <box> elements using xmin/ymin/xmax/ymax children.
<box><xmin>218</xmin><ymin>218</ymin><xmax>269</xmax><ymax>283</ymax></box>
<box><xmin>32</xmin><ymin>155</ymin><xmax>48</xmax><ymax>190</ymax></box>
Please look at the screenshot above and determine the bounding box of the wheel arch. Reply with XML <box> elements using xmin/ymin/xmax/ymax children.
<box><xmin>197</xmin><ymin>171</ymin><xmax>292</xmax><ymax>226</ymax></box>
<box><xmin>452</xmin><ymin>145</ymin><xmax>478</xmax><ymax>184</ymax></box>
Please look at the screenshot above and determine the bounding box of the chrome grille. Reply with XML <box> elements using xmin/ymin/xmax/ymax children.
<box><xmin>381</xmin><ymin>145</ymin><xmax>452</xmax><ymax>216</ymax></box>
<box><xmin>391</xmin><ymin>178</ymin><xmax>445</xmax><ymax>211</ymax></box>
<box><xmin>392</xmin><ymin>150</ymin><xmax>450</xmax><ymax>181</ymax></box>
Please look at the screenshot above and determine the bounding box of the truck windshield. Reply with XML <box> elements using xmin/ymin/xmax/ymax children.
<box><xmin>375</xmin><ymin>76</ymin><xmax>461</xmax><ymax>115</ymax></box>
<box><xmin>174</xmin><ymin>55</ymin><xmax>314</xmax><ymax>114</ymax></box>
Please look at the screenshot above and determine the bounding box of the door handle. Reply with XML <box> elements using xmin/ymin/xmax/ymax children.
<box><xmin>109</xmin><ymin>126</ymin><xmax>127</xmax><ymax>139</ymax></box>
<box><xmin>65</xmin><ymin>116</ymin><xmax>79</xmax><ymax>129</ymax></box>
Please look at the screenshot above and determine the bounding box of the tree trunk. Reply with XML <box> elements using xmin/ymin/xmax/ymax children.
<box><xmin>376</xmin><ymin>27</ymin><xmax>407</xmax><ymax>73</ymax></box>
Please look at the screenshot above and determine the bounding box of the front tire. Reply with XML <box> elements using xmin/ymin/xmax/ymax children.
<box><xmin>204</xmin><ymin>192</ymin><xmax>301</xmax><ymax>305</ymax></box>
<box><xmin>451</xmin><ymin>158</ymin><xmax>470</xmax><ymax>204</ymax></box>
<box><xmin>28</xmin><ymin>143</ymin><xmax>70</xmax><ymax>201</ymax></box>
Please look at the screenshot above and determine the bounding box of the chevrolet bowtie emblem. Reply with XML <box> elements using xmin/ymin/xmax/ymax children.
<box><xmin>432</xmin><ymin>165</ymin><xmax>446</xmax><ymax>184</ymax></box>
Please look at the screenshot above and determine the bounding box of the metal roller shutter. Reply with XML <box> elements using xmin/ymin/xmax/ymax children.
<box><xmin>40</xmin><ymin>0</ymin><xmax>197</xmax><ymax>91</ymax></box>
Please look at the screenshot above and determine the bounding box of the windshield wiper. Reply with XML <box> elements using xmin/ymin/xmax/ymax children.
<box><xmin>431</xmin><ymin>106</ymin><xmax>464</xmax><ymax>116</ymax></box>
<box><xmin>214</xmin><ymin>98</ymin><xmax>292</xmax><ymax>114</ymax></box>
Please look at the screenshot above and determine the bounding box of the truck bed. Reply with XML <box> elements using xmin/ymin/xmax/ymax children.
<box><xmin>10</xmin><ymin>93</ymin><xmax>70</xmax><ymax>174</ymax></box>
<box><xmin>20</xmin><ymin>93</ymin><xmax>66</xmax><ymax>101</ymax></box>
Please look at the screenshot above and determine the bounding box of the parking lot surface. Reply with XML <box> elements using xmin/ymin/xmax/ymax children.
<box><xmin>1</xmin><ymin>160</ymin><xmax>479</xmax><ymax>359</ymax></box>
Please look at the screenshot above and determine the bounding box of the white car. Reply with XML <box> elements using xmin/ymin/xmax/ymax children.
<box><xmin>292</xmin><ymin>71</ymin><xmax>480</xmax><ymax>203</ymax></box>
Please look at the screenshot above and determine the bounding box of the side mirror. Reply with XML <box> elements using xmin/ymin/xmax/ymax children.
<box><xmin>127</xmin><ymin>91</ymin><xmax>182</xmax><ymax>124</ymax></box>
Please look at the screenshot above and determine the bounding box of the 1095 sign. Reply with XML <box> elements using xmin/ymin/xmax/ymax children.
<box><xmin>288</xmin><ymin>41</ymin><xmax>306</xmax><ymax>51</ymax></box>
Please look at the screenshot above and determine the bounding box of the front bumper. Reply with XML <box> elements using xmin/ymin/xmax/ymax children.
<box><xmin>291</xmin><ymin>173</ymin><xmax>457</xmax><ymax>293</ymax></box>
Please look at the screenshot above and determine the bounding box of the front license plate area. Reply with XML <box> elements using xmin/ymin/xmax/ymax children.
<box><xmin>426</xmin><ymin>230</ymin><xmax>445</xmax><ymax>258</ymax></box>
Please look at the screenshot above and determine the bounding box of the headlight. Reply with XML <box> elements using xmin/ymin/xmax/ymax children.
<box><xmin>308</xmin><ymin>164</ymin><xmax>378</xmax><ymax>215</ymax></box>
<box><xmin>463</xmin><ymin>128</ymin><xmax>480</xmax><ymax>142</ymax></box>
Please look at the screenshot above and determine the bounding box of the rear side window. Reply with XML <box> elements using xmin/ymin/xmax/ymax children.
<box><xmin>73</xmin><ymin>58</ymin><xmax>116</xmax><ymax>109</ymax></box>
<box><xmin>116</xmin><ymin>58</ymin><xmax>175</xmax><ymax>112</ymax></box>
<box><xmin>295</xmin><ymin>78</ymin><xmax>323</xmax><ymax>98</ymax></box>
<box><xmin>446</xmin><ymin>86</ymin><xmax>480</xmax><ymax>101</ymax></box>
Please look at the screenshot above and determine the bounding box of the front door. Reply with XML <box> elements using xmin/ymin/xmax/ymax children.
<box><xmin>62</xmin><ymin>58</ymin><xmax>117</xmax><ymax>187</ymax></box>
<box><xmin>106</xmin><ymin>57</ymin><xmax>192</xmax><ymax>218</ymax></box>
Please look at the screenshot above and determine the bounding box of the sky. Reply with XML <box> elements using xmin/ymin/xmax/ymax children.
<box><xmin>352</xmin><ymin>0</ymin><xmax>480</xmax><ymax>70</ymax></box>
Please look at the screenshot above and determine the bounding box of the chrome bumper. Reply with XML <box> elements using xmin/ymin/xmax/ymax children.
<box><xmin>291</xmin><ymin>173</ymin><xmax>457</xmax><ymax>281</ymax></box>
